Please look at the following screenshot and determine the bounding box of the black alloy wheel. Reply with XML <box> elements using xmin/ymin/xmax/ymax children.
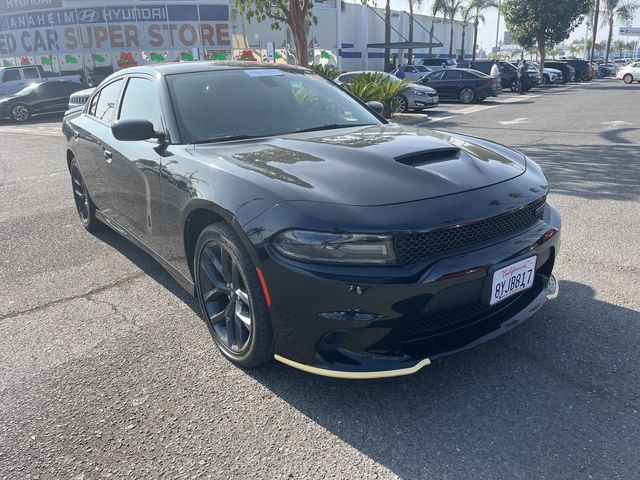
<box><xmin>459</xmin><ymin>87</ymin><xmax>476</xmax><ymax>104</ymax></box>
<box><xmin>69</xmin><ymin>158</ymin><xmax>100</xmax><ymax>231</ymax></box>
<box><xmin>195</xmin><ymin>223</ymin><xmax>273</xmax><ymax>367</ymax></box>
<box><xmin>11</xmin><ymin>104</ymin><xmax>30</xmax><ymax>122</ymax></box>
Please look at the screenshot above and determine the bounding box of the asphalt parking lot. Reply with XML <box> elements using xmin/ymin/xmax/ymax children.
<box><xmin>1</xmin><ymin>79</ymin><xmax>639</xmax><ymax>479</ymax></box>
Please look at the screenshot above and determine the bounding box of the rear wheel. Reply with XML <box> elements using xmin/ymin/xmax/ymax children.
<box><xmin>510</xmin><ymin>79</ymin><xmax>518</xmax><ymax>92</ymax></box>
<box><xmin>623</xmin><ymin>74</ymin><xmax>634</xmax><ymax>84</ymax></box>
<box><xmin>69</xmin><ymin>158</ymin><xmax>101</xmax><ymax>232</ymax></box>
<box><xmin>11</xmin><ymin>103</ymin><xmax>30</xmax><ymax>122</ymax></box>
<box><xmin>194</xmin><ymin>223</ymin><xmax>273</xmax><ymax>368</ymax></box>
<box><xmin>459</xmin><ymin>88</ymin><xmax>475</xmax><ymax>104</ymax></box>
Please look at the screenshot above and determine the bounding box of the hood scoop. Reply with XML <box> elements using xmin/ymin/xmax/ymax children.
<box><xmin>395</xmin><ymin>148</ymin><xmax>461</xmax><ymax>167</ymax></box>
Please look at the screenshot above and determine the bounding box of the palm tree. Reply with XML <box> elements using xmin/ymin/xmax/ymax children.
<box><xmin>407</xmin><ymin>0</ymin><xmax>425</xmax><ymax>64</ymax></box>
<box><xmin>612</xmin><ymin>38</ymin><xmax>626</xmax><ymax>59</ymax></box>
<box><xmin>466</xmin><ymin>0</ymin><xmax>498</xmax><ymax>61</ymax></box>
<box><xmin>445</xmin><ymin>0</ymin><xmax>464</xmax><ymax>58</ymax></box>
<box><xmin>429</xmin><ymin>0</ymin><xmax>447</xmax><ymax>56</ymax></box>
<box><xmin>459</xmin><ymin>4</ymin><xmax>473</xmax><ymax>60</ymax></box>
<box><xmin>602</xmin><ymin>0</ymin><xmax>640</xmax><ymax>64</ymax></box>
<box><xmin>590</xmin><ymin>0</ymin><xmax>601</xmax><ymax>63</ymax></box>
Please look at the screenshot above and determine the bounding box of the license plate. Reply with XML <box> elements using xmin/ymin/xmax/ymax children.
<box><xmin>490</xmin><ymin>256</ymin><xmax>537</xmax><ymax>305</ymax></box>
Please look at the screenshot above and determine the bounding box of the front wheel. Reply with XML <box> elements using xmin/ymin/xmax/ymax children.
<box><xmin>623</xmin><ymin>74</ymin><xmax>634</xmax><ymax>84</ymax></box>
<box><xmin>194</xmin><ymin>223</ymin><xmax>273</xmax><ymax>368</ymax></box>
<box><xmin>459</xmin><ymin>88</ymin><xmax>475</xmax><ymax>104</ymax></box>
<box><xmin>510</xmin><ymin>79</ymin><xmax>518</xmax><ymax>92</ymax></box>
<box><xmin>393</xmin><ymin>95</ymin><xmax>409</xmax><ymax>113</ymax></box>
<box><xmin>11</xmin><ymin>103</ymin><xmax>30</xmax><ymax>122</ymax></box>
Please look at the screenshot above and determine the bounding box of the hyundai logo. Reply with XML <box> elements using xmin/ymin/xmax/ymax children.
<box><xmin>77</xmin><ymin>9</ymin><xmax>100</xmax><ymax>23</ymax></box>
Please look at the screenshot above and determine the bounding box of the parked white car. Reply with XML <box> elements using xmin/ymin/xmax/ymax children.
<box><xmin>616</xmin><ymin>62</ymin><xmax>640</xmax><ymax>84</ymax></box>
<box><xmin>392</xmin><ymin>65</ymin><xmax>433</xmax><ymax>81</ymax></box>
<box><xmin>67</xmin><ymin>87</ymin><xmax>95</xmax><ymax>110</ymax></box>
<box><xmin>529</xmin><ymin>63</ymin><xmax>563</xmax><ymax>84</ymax></box>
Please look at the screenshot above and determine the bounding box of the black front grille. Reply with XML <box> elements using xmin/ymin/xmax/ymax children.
<box><xmin>396</xmin><ymin>196</ymin><xmax>546</xmax><ymax>266</ymax></box>
<box><xmin>404</xmin><ymin>301</ymin><xmax>490</xmax><ymax>338</ymax></box>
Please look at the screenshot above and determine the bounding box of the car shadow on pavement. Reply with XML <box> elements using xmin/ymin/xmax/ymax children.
<box><xmin>90</xmin><ymin>227</ymin><xmax>199</xmax><ymax>311</ymax></box>
<box><xmin>517</xmin><ymin>143</ymin><xmax>640</xmax><ymax>201</ymax></box>
<box><xmin>246</xmin><ymin>280</ymin><xmax>640</xmax><ymax>478</ymax></box>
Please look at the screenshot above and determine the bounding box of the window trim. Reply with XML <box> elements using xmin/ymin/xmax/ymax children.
<box><xmin>3</xmin><ymin>69</ymin><xmax>22</xmax><ymax>82</ymax></box>
<box><xmin>87</xmin><ymin>77</ymin><xmax>125</xmax><ymax>126</ymax></box>
<box><xmin>117</xmin><ymin>74</ymin><xmax>166</xmax><ymax>137</ymax></box>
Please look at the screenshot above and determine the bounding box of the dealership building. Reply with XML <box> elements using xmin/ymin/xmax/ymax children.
<box><xmin>0</xmin><ymin>0</ymin><xmax>466</xmax><ymax>80</ymax></box>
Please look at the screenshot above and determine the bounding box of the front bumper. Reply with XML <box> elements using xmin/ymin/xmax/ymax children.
<box><xmin>253</xmin><ymin>202</ymin><xmax>561</xmax><ymax>379</ymax></box>
<box><xmin>408</xmin><ymin>94</ymin><xmax>439</xmax><ymax>109</ymax></box>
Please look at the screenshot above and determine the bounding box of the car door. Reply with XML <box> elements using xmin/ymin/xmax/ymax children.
<box><xmin>29</xmin><ymin>83</ymin><xmax>64</xmax><ymax>114</ymax></box>
<box><xmin>105</xmin><ymin>75</ymin><xmax>165</xmax><ymax>247</ymax></box>
<box><xmin>74</xmin><ymin>78</ymin><xmax>125</xmax><ymax>215</ymax></box>
<box><xmin>420</xmin><ymin>70</ymin><xmax>446</xmax><ymax>96</ymax></box>
<box><xmin>439</xmin><ymin>69</ymin><xmax>464</xmax><ymax>98</ymax></box>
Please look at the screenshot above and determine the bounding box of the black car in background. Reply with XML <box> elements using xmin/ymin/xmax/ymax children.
<box><xmin>460</xmin><ymin>60</ymin><xmax>539</xmax><ymax>92</ymax></box>
<box><xmin>0</xmin><ymin>81</ymin><xmax>86</xmax><ymax>122</ymax></box>
<box><xmin>419</xmin><ymin>68</ymin><xmax>501</xmax><ymax>103</ymax></box>
<box><xmin>542</xmin><ymin>61</ymin><xmax>576</xmax><ymax>83</ymax></box>
<box><xmin>562</xmin><ymin>59</ymin><xmax>592</xmax><ymax>81</ymax></box>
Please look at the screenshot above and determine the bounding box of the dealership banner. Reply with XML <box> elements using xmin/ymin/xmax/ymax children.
<box><xmin>0</xmin><ymin>3</ymin><xmax>231</xmax><ymax>57</ymax></box>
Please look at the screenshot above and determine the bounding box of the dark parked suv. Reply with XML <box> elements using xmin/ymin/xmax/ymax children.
<box><xmin>562</xmin><ymin>59</ymin><xmax>592</xmax><ymax>81</ymax></box>
<box><xmin>460</xmin><ymin>60</ymin><xmax>538</xmax><ymax>92</ymax></box>
<box><xmin>543</xmin><ymin>61</ymin><xmax>576</xmax><ymax>83</ymax></box>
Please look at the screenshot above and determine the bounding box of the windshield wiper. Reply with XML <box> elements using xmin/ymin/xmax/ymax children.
<box><xmin>293</xmin><ymin>123</ymin><xmax>374</xmax><ymax>134</ymax></box>
<box><xmin>193</xmin><ymin>134</ymin><xmax>267</xmax><ymax>144</ymax></box>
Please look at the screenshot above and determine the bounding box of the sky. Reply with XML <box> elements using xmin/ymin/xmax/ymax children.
<box><xmin>383</xmin><ymin>0</ymin><xmax>640</xmax><ymax>52</ymax></box>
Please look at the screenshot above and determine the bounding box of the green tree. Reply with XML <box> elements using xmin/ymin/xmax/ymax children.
<box><xmin>407</xmin><ymin>0</ymin><xmax>424</xmax><ymax>64</ymax></box>
<box><xmin>501</xmin><ymin>0</ymin><xmax>591</xmax><ymax>73</ymax></box>
<box><xmin>467</xmin><ymin>0</ymin><xmax>498</xmax><ymax>61</ymax></box>
<box><xmin>232</xmin><ymin>0</ymin><xmax>316</xmax><ymax>66</ymax></box>
<box><xmin>602</xmin><ymin>0</ymin><xmax>640</xmax><ymax>64</ymax></box>
<box><xmin>590</xmin><ymin>0</ymin><xmax>601</xmax><ymax>63</ymax></box>
<box><xmin>429</xmin><ymin>0</ymin><xmax>447</xmax><ymax>56</ymax></box>
<box><xmin>459</xmin><ymin>3</ymin><xmax>473</xmax><ymax>59</ymax></box>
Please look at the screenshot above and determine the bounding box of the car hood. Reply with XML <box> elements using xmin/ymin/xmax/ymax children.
<box><xmin>193</xmin><ymin>124</ymin><xmax>526</xmax><ymax>206</ymax></box>
<box><xmin>407</xmin><ymin>82</ymin><xmax>436</xmax><ymax>93</ymax></box>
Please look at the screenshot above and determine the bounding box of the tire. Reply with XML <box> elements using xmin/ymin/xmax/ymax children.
<box><xmin>510</xmin><ymin>79</ymin><xmax>518</xmax><ymax>92</ymax></box>
<box><xmin>459</xmin><ymin>87</ymin><xmax>475</xmax><ymax>104</ymax></box>
<box><xmin>69</xmin><ymin>158</ymin><xmax>101</xmax><ymax>232</ymax></box>
<box><xmin>393</xmin><ymin>95</ymin><xmax>409</xmax><ymax>113</ymax></box>
<box><xmin>623</xmin><ymin>74</ymin><xmax>633</xmax><ymax>84</ymax></box>
<box><xmin>194</xmin><ymin>222</ymin><xmax>273</xmax><ymax>368</ymax></box>
<box><xmin>11</xmin><ymin>103</ymin><xmax>30</xmax><ymax>122</ymax></box>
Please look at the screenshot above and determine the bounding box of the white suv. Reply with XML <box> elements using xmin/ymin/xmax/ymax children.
<box><xmin>617</xmin><ymin>62</ymin><xmax>640</xmax><ymax>84</ymax></box>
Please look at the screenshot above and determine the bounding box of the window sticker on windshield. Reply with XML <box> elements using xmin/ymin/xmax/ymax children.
<box><xmin>244</xmin><ymin>69</ymin><xmax>284</xmax><ymax>77</ymax></box>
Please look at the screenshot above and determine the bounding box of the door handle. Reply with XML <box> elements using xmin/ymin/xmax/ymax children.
<box><xmin>103</xmin><ymin>148</ymin><xmax>112</xmax><ymax>162</ymax></box>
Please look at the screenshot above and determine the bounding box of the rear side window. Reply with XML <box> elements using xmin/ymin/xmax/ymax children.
<box><xmin>118</xmin><ymin>77</ymin><xmax>163</xmax><ymax>131</ymax></box>
<box><xmin>23</xmin><ymin>67</ymin><xmax>39</xmax><ymax>79</ymax></box>
<box><xmin>442</xmin><ymin>70</ymin><xmax>463</xmax><ymax>80</ymax></box>
<box><xmin>93</xmin><ymin>79</ymin><xmax>123</xmax><ymax>123</ymax></box>
<box><xmin>3</xmin><ymin>70</ymin><xmax>20</xmax><ymax>81</ymax></box>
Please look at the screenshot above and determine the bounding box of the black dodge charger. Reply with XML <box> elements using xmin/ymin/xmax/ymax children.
<box><xmin>62</xmin><ymin>62</ymin><xmax>560</xmax><ymax>379</ymax></box>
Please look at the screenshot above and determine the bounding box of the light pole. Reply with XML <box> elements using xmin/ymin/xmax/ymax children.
<box><xmin>495</xmin><ymin>0</ymin><xmax>502</xmax><ymax>52</ymax></box>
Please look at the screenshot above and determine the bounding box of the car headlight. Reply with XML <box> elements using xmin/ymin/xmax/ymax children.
<box><xmin>272</xmin><ymin>230</ymin><xmax>398</xmax><ymax>265</ymax></box>
<box><xmin>410</xmin><ymin>89</ymin><xmax>427</xmax><ymax>96</ymax></box>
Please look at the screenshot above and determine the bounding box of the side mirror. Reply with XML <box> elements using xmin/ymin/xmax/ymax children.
<box><xmin>366</xmin><ymin>100</ymin><xmax>384</xmax><ymax>115</ymax></box>
<box><xmin>111</xmin><ymin>119</ymin><xmax>161</xmax><ymax>142</ymax></box>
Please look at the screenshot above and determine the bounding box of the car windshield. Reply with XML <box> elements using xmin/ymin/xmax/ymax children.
<box><xmin>415</xmin><ymin>66</ymin><xmax>430</xmax><ymax>72</ymax></box>
<box><xmin>167</xmin><ymin>69</ymin><xmax>380</xmax><ymax>144</ymax></box>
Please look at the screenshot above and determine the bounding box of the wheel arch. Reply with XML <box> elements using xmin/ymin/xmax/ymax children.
<box><xmin>182</xmin><ymin>200</ymin><xmax>261</xmax><ymax>281</ymax></box>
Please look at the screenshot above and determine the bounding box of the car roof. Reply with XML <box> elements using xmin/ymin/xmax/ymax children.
<box><xmin>106</xmin><ymin>61</ymin><xmax>307</xmax><ymax>80</ymax></box>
